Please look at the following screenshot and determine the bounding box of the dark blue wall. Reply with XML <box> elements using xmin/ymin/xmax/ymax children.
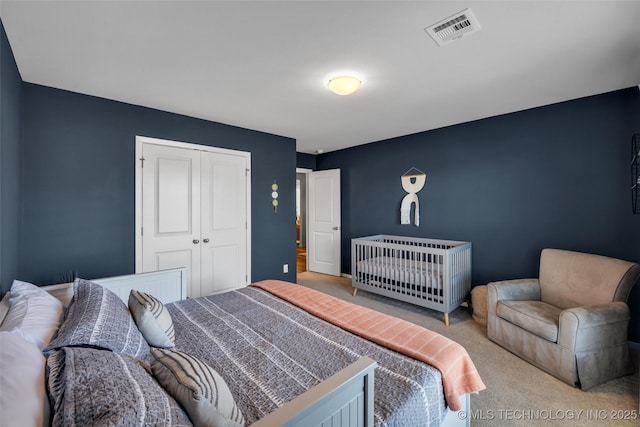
<box><xmin>296</xmin><ymin>152</ymin><xmax>316</xmax><ymax>170</ymax></box>
<box><xmin>318</xmin><ymin>87</ymin><xmax>640</xmax><ymax>339</ymax></box>
<box><xmin>18</xmin><ymin>83</ymin><xmax>297</xmax><ymax>287</ymax></box>
<box><xmin>0</xmin><ymin>21</ymin><xmax>22</xmax><ymax>289</ymax></box>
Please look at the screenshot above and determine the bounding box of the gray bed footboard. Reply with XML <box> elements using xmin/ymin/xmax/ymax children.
<box><xmin>251</xmin><ymin>357</ymin><xmax>377</xmax><ymax>427</ymax></box>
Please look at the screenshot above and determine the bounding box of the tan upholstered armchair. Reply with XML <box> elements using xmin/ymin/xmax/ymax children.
<box><xmin>487</xmin><ymin>249</ymin><xmax>640</xmax><ymax>389</ymax></box>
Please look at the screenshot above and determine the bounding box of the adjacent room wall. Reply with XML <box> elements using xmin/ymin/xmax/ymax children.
<box><xmin>19</xmin><ymin>83</ymin><xmax>297</xmax><ymax>288</ymax></box>
<box><xmin>317</xmin><ymin>87</ymin><xmax>640</xmax><ymax>340</ymax></box>
<box><xmin>0</xmin><ymin>21</ymin><xmax>22</xmax><ymax>289</ymax></box>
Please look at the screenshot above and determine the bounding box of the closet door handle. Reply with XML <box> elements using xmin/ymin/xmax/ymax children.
<box><xmin>203</xmin><ymin>238</ymin><xmax>210</xmax><ymax>243</ymax></box>
<box><xmin>193</xmin><ymin>239</ymin><xmax>200</xmax><ymax>244</ymax></box>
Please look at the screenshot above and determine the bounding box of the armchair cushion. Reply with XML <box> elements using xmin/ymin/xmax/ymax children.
<box><xmin>497</xmin><ymin>300</ymin><xmax>561</xmax><ymax>342</ymax></box>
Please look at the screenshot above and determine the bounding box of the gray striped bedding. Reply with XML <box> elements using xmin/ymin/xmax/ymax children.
<box><xmin>168</xmin><ymin>286</ymin><xmax>447</xmax><ymax>427</ymax></box>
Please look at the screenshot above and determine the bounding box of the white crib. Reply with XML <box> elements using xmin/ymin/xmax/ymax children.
<box><xmin>351</xmin><ymin>235</ymin><xmax>472</xmax><ymax>325</ymax></box>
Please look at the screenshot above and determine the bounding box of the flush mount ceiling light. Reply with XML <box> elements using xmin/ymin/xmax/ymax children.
<box><xmin>327</xmin><ymin>76</ymin><xmax>362</xmax><ymax>96</ymax></box>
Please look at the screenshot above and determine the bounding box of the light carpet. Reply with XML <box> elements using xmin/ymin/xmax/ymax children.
<box><xmin>297</xmin><ymin>271</ymin><xmax>639</xmax><ymax>427</ymax></box>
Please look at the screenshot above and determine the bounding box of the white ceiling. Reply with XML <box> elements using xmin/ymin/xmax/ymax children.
<box><xmin>2</xmin><ymin>1</ymin><xmax>640</xmax><ymax>154</ymax></box>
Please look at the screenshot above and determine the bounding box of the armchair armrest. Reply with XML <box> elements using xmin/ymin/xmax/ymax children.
<box><xmin>487</xmin><ymin>279</ymin><xmax>540</xmax><ymax>317</ymax></box>
<box><xmin>487</xmin><ymin>279</ymin><xmax>541</xmax><ymax>301</ymax></box>
<box><xmin>558</xmin><ymin>302</ymin><xmax>630</xmax><ymax>351</ymax></box>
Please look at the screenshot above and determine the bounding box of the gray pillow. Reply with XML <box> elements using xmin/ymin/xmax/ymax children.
<box><xmin>47</xmin><ymin>347</ymin><xmax>192</xmax><ymax>427</ymax></box>
<box><xmin>151</xmin><ymin>348</ymin><xmax>245</xmax><ymax>427</ymax></box>
<box><xmin>45</xmin><ymin>278</ymin><xmax>150</xmax><ymax>363</ymax></box>
<box><xmin>129</xmin><ymin>289</ymin><xmax>175</xmax><ymax>348</ymax></box>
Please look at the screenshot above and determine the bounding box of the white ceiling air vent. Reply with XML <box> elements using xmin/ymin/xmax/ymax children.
<box><xmin>425</xmin><ymin>8</ymin><xmax>481</xmax><ymax>47</ymax></box>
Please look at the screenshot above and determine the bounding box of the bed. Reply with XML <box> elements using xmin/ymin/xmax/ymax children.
<box><xmin>0</xmin><ymin>268</ymin><xmax>485</xmax><ymax>427</ymax></box>
<box><xmin>352</xmin><ymin>235</ymin><xmax>472</xmax><ymax>325</ymax></box>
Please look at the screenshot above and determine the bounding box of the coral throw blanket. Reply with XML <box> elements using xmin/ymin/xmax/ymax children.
<box><xmin>251</xmin><ymin>280</ymin><xmax>485</xmax><ymax>411</ymax></box>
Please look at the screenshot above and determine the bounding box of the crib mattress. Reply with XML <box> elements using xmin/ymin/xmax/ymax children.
<box><xmin>356</xmin><ymin>256</ymin><xmax>444</xmax><ymax>288</ymax></box>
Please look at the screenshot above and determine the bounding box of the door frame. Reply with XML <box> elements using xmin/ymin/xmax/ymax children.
<box><xmin>134</xmin><ymin>135</ymin><xmax>252</xmax><ymax>284</ymax></box>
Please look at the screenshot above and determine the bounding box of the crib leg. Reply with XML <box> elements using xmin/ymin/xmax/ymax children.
<box><xmin>352</xmin><ymin>288</ymin><xmax>358</xmax><ymax>297</ymax></box>
<box><xmin>444</xmin><ymin>313</ymin><xmax>449</xmax><ymax>326</ymax></box>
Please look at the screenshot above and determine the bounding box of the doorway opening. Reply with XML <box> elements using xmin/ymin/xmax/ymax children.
<box><xmin>296</xmin><ymin>170</ymin><xmax>309</xmax><ymax>274</ymax></box>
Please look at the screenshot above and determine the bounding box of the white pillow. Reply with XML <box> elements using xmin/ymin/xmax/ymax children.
<box><xmin>0</xmin><ymin>280</ymin><xmax>64</xmax><ymax>349</ymax></box>
<box><xmin>0</xmin><ymin>292</ymin><xmax>10</xmax><ymax>326</ymax></box>
<box><xmin>0</xmin><ymin>331</ymin><xmax>50</xmax><ymax>427</ymax></box>
<box><xmin>128</xmin><ymin>289</ymin><xmax>175</xmax><ymax>348</ymax></box>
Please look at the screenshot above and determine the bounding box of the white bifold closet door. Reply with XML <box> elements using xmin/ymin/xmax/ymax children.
<box><xmin>139</xmin><ymin>140</ymin><xmax>249</xmax><ymax>298</ymax></box>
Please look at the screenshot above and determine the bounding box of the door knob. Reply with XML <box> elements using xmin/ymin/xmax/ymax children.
<box><xmin>203</xmin><ymin>238</ymin><xmax>210</xmax><ymax>243</ymax></box>
<box><xmin>332</xmin><ymin>226</ymin><xmax>341</xmax><ymax>230</ymax></box>
<box><xmin>193</xmin><ymin>239</ymin><xmax>200</xmax><ymax>244</ymax></box>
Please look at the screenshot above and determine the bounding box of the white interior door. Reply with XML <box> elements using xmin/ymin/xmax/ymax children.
<box><xmin>140</xmin><ymin>143</ymin><xmax>201</xmax><ymax>297</ymax></box>
<box><xmin>307</xmin><ymin>169</ymin><xmax>341</xmax><ymax>276</ymax></box>
<box><xmin>200</xmin><ymin>151</ymin><xmax>248</xmax><ymax>295</ymax></box>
